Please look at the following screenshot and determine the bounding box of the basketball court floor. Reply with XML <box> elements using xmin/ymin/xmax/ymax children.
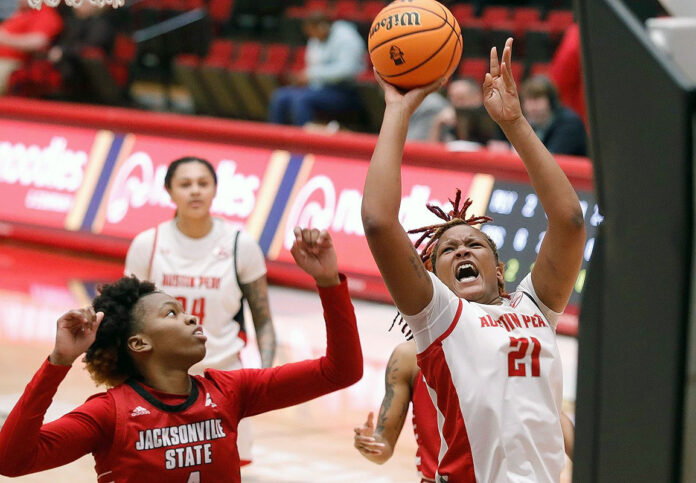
<box><xmin>0</xmin><ymin>239</ymin><xmax>576</xmax><ymax>482</ymax></box>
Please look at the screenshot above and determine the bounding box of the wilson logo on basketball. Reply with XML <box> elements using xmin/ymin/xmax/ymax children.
<box><xmin>369</xmin><ymin>11</ymin><xmax>421</xmax><ymax>38</ymax></box>
<box><xmin>390</xmin><ymin>45</ymin><xmax>405</xmax><ymax>65</ymax></box>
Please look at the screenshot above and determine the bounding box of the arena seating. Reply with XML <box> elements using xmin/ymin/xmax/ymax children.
<box><xmin>66</xmin><ymin>0</ymin><xmax>575</xmax><ymax>132</ymax></box>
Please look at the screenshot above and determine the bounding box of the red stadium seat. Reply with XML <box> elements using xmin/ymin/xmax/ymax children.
<box><xmin>512</xmin><ymin>7</ymin><xmax>541</xmax><ymax>28</ymax></box>
<box><xmin>254</xmin><ymin>44</ymin><xmax>294</xmax><ymax>114</ymax></box>
<box><xmin>256</xmin><ymin>43</ymin><xmax>291</xmax><ymax>74</ymax></box>
<box><xmin>288</xmin><ymin>46</ymin><xmax>306</xmax><ymax>73</ymax></box>
<box><xmin>333</xmin><ymin>0</ymin><xmax>361</xmax><ymax>21</ymax></box>
<box><xmin>458</xmin><ymin>58</ymin><xmax>488</xmax><ymax>82</ymax></box>
<box><xmin>450</xmin><ymin>4</ymin><xmax>474</xmax><ymax>24</ymax></box>
<box><xmin>208</xmin><ymin>0</ymin><xmax>234</xmax><ymax>26</ymax></box>
<box><xmin>226</xmin><ymin>42</ymin><xmax>266</xmax><ymax>120</ymax></box>
<box><xmin>361</xmin><ymin>0</ymin><xmax>387</xmax><ymax>22</ymax></box>
<box><xmin>288</xmin><ymin>0</ymin><xmax>329</xmax><ymax>18</ymax></box>
<box><xmin>204</xmin><ymin>39</ymin><xmax>235</xmax><ymax>67</ymax></box>
<box><xmin>529</xmin><ymin>62</ymin><xmax>551</xmax><ymax>78</ymax></box>
<box><xmin>228</xmin><ymin>41</ymin><xmax>262</xmax><ymax>71</ymax></box>
<box><xmin>511</xmin><ymin>61</ymin><xmax>524</xmax><ymax>83</ymax></box>
<box><xmin>546</xmin><ymin>10</ymin><xmax>575</xmax><ymax>32</ymax></box>
<box><xmin>481</xmin><ymin>6</ymin><xmax>510</xmax><ymax>29</ymax></box>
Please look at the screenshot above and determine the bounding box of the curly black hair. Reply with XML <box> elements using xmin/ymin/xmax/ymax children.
<box><xmin>85</xmin><ymin>276</ymin><xmax>156</xmax><ymax>387</ymax></box>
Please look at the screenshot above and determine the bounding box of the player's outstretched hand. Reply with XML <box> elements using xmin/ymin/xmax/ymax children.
<box><xmin>483</xmin><ymin>37</ymin><xmax>523</xmax><ymax>126</ymax></box>
<box><xmin>50</xmin><ymin>307</ymin><xmax>104</xmax><ymax>366</ymax></box>
<box><xmin>374</xmin><ymin>69</ymin><xmax>446</xmax><ymax>117</ymax></box>
<box><xmin>290</xmin><ymin>227</ymin><xmax>340</xmax><ymax>287</ymax></box>
<box><xmin>353</xmin><ymin>411</ymin><xmax>386</xmax><ymax>456</ymax></box>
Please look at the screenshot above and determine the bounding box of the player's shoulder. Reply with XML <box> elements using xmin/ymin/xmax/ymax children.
<box><xmin>81</xmin><ymin>390</ymin><xmax>116</xmax><ymax>417</ymax></box>
<box><xmin>216</xmin><ymin>220</ymin><xmax>261</xmax><ymax>251</ymax></box>
<box><xmin>394</xmin><ymin>340</ymin><xmax>417</xmax><ymax>358</ymax></box>
<box><xmin>392</xmin><ymin>340</ymin><xmax>419</xmax><ymax>379</ymax></box>
<box><xmin>130</xmin><ymin>226</ymin><xmax>156</xmax><ymax>246</ymax></box>
<box><xmin>199</xmin><ymin>368</ymin><xmax>241</xmax><ymax>387</ymax></box>
<box><xmin>507</xmin><ymin>274</ymin><xmax>537</xmax><ymax>308</ymax></box>
<box><xmin>131</xmin><ymin>220</ymin><xmax>171</xmax><ymax>247</ymax></box>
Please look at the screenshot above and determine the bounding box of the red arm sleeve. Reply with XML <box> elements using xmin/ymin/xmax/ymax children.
<box><xmin>0</xmin><ymin>358</ymin><xmax>114</xmax><ymax>477</ymax></box>
<box><xmin>209</xmin><ymin>274</ymin><xmax>363</xmax><ymax>418</ymax></box>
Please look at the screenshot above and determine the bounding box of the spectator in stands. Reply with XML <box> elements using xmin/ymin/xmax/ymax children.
<box><xmin>406</xmin><ymin>91</ymin><xmax>449</xmax><ymax>141</ymax></box>
<box><xmin>0</xmin><ymin>0</ymin><xmax>62</xmax><ymax>94</ymax></box>
<box><xmin>428</xmin><ymin>77</ymin><xmax>498</xmax><ymax>146</ymax></box>
<box><xmin>268</xmin><ymin>11</ymin><xmax>365</xmax><ymax>126</ymax></box>
<box><xmin>0</xmin><ymin>0</ymin><xmax>16</xmax><ymax>21</ymax></box>
<box><xmin>520</xmin><ymin>75</ymin><xmax>587</xmax><ymax>156</ymax></box>
<box><xmin>549</xmin><ymin>23</ymin><xmax>586</xmax><ymax>125</ymax></box>
<box><xmin>48</xmin><ymin>3</ymin><xmax>116</xmax><ymax>100</ymax></box>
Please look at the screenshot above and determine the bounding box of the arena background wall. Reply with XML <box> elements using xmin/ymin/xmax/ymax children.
<box><xmin>0</xmin><ymin>96</ymin><xmax>595</xmax><ymax>336</ymax></box>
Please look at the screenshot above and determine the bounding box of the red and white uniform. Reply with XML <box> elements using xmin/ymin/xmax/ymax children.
<box><xmin>0</xmin><ymin>278</ymin><xmax>361</xmax><ymax>482</ymax></box>
<box><xmin>126</xmin><ymin>218</ymin><xmax>265</xmax><ymax>461</ymax></box>
<box><xmin>403</xmin><ymin>272</ymin><xmax>565</xmax><ymax>482</ymax></box>
<box><xmin>126</xmin><ymin>218</ymin><xmax>266</xmax><ymax>373</ymax></box>
<box><xmin>412</xmin><ymin>370</ymin><xmax>438</xmax><ymax>483</ymax></box>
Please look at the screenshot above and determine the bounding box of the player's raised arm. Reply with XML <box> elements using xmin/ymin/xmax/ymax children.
<box><xmin>483</xmin><ymin>38</ymin><xmax>585</xmax><ymax>311</ymax></box>
<box><xmin>361</xmin><ymin>74</ymin><xmax>445</xmax><ymax>315</ymax></box>
<box><xmin>228</xmin><ymin>228</ymin><xmax>362</xmax><ymax>418</ymax></box>
<box><xmin>0</xmin><ymin>308</ymin><xmax>105</xmax><ymax>476</ymax></box>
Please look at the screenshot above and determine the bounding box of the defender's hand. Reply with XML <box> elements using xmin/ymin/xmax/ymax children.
<box><xmin>50</xmin><ymin>307</ymin><xmax>104</xmax><ymax>366</ymax></box>
<box><xmin>290</xmin><ymin>227</ymin><xmax>340</xmax><ymax>287</ymax></box>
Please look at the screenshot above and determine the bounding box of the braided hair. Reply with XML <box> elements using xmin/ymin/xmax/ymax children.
<box><xmin>85</xmin><ymin>276</ymin><xmax>156</xmax><ymax>387</ymax></box>
<box><xmin>389</xmin><ymin>189</ymin><xmax>506</xmax><ymax>340</ymax></box>
<box><xmin>407</xmin><ymin>189</ymin><xmax>502</xmax><ymax>287</ymax></box>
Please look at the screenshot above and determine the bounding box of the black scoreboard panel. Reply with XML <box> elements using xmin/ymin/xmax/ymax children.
<box><xmin>480</xmin><ymin>181</ymin><xmax>601</xmax><ymax>308</ymax></box>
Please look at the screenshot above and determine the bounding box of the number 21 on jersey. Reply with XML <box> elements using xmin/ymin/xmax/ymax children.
<box><xmin>175</xmin><ymin>296</ymin><xmax>207</xmax><ymax>324</ymax></box>
<box><xmin>508</xmin><ymin>336</ymin><xmax>541</xmax><ymax>377</ymax></box>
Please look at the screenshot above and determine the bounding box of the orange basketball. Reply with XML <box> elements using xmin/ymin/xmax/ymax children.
<box><xmin>368</xmin><ymin>0</ymin><xmax>462</xmax><ymax>90</ymax></box>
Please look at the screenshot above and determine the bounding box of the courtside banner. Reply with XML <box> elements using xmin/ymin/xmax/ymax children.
<box><xmin>0</xmin><ymin>114</ymin><xmax>595</xmax><ymax>335</ymax></box>
<box><xmin>263</xmin><ymin>152</ymin><xmax>494</xmax><ymax>276</ymax></box>
<box><xmin>0</xmin><ymin>118</ymin><xmax>493</xmax><ymax>275</ymax></box>
<box><xmin>0</xmin><ymin>119</ymin><xmax>95</xmax><ymax>229</ymax></box>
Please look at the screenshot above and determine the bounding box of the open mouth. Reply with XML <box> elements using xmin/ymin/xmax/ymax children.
<box><xmin>455</xmin><ymin>262</ymin><xmax>479</xmax><ymax>283</ymax></box>
<box><xmin>193</xmin><ymin>327</ymin><xmax>207</xmax><ymax>341</ymax></box>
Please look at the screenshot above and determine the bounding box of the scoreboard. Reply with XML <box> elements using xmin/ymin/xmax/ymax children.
<box><xmin>482</xmin><ymin>181</ymin><xmax>601</xmax><ymax>307</ymax></box>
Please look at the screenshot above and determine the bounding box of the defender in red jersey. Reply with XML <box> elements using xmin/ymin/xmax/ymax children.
<box><xmin>362</xmin><ymin>38</ymin><xmax>585</xmax><ymax>482</ymax></box>
<box><xmin>125</xmin><ymin>156</ymin><xmax>277</xmax><ymax>465</ymax></box>
<box><xmin>0</xmin><ymin>228</ymin><xmax>362</xmax><ymax>482</ymax></box>
<box><xmin>353</xmin><ymin>341</ymin><xmax>439</xmax><ymax>483</ymax></box>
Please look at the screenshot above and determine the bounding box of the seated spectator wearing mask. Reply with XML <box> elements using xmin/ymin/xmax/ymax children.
<box><xmin>520</xmin><ymin>75</ymin><xmax>587</xmax><ymax>156</ymax></box>
<box><xmin>0</xmin><ymin>0</ymin><xmax>62</xmax><ymax>94</ymax></box>
<box><xmin>428</xmin><ymin>78</ymin><xmax>498</xmax><ymax>146</ymax></box>
<box><xmin>268</xmin><ymin>11</ymin><xmax>365</xmax><ymax>127</ymax></box>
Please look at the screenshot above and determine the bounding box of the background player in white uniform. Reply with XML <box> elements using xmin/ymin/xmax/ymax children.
<box><xmin>125</xmin><ymin>156</ymin><xmax>275</xmax><ymax>465</ymax></box>
<box><xmin>361</xmin><ymin>38</ymin><xmax>585</xmax><ymax>482</ymax></box>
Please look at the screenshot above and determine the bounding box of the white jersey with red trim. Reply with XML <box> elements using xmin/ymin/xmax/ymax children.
<box><xmin>125</xmin><ymin>218</ymin><xmax>267</xmax><ymax>373</ymax></box>
<box><xmin>403</xmin><ymin>272</ymin><xmax>565</xmax><ymax>483</ymax></box>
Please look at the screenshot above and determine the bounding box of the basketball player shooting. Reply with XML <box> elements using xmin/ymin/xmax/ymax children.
<box><xmin>0</xmin><ymin>228</ymin><xmax>362</xmax><ymax>481</ymax></box>
<box><xmin>361</xmin><ymin>37</ymin><xmax>585</xmax><ymax>482</ymax></box>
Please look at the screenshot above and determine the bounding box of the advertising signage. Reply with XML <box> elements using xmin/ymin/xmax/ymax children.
<box><xmin>0</xmin><ymin>118</ymin><xmax>597</xmax><ymax>334</ymax></box>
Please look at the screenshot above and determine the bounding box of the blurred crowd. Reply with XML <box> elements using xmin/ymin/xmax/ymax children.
<box><xmin>0</xmin><ymin>0</ymin><xmax>588</xmax><ymax>156</ymax></box>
